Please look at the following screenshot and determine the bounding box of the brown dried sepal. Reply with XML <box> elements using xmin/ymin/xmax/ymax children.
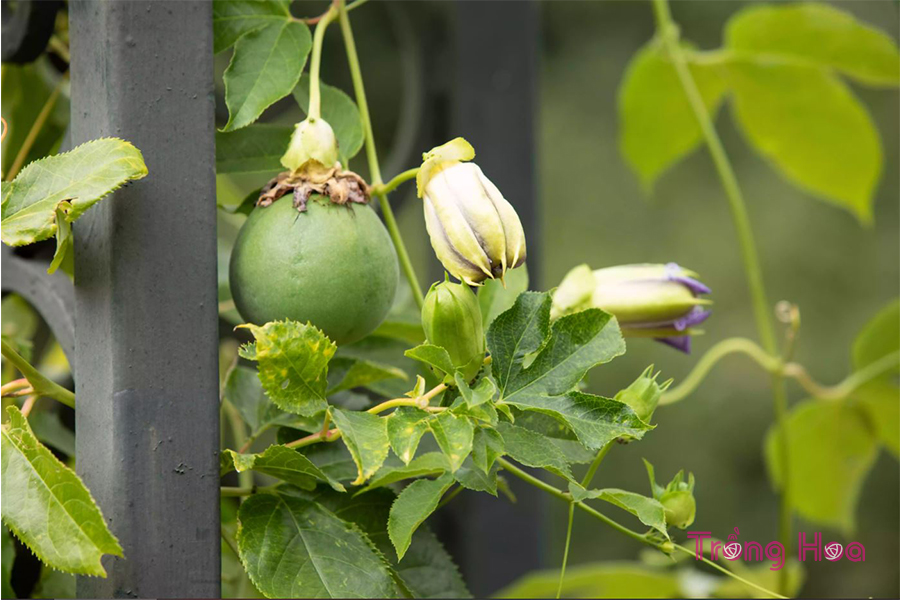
<box><xmin>257</xmin><ymin>161</ymin><xmax>370</xmax><ymax>213</ymax></box>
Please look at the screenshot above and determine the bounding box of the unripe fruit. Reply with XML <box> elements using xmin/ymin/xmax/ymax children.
<box><xmin>421</xmin><ymin>280</ymin><xmax>485</xmax><ymax>382</ymax></box>
<box><xmin>229</xmin><ymin>195</ymin><xmax>399</xmax><ymax>345</ymax></box>
<box><xmin>660</xmin><ymin>490</ymin><xmax>696</xmax><ymax>529</ymax></box>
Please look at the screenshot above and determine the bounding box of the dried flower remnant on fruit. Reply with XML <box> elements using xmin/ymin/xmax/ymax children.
<box><xmin>552</xmin><ymin>263</ymin><xmax>711</xmax><ymax>353</ymax></box>
<box><xmin>257</xmin><ymin>164</ymin><xmax>370</xmax><ymax>213</ymax></box>
<box><xmin>417</xmin><ymin>138</ymin><xmax>527</xmax><ymax>286</ymax></box>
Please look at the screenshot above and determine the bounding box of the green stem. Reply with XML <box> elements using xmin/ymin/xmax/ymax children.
<box><xmin>7</xmin><ymin>76</ymin><xmax>65</xmax><ymax>181</ymax></box>
<box><xmin>372</xmin><ymin>167</ymin><xmax>419</xmax><ymax>196</ymax></box>
<box><xmin>1</xmin><ymin>338</ymin><xmax>74</xmax><ymax>408</ymax></box>
<box><xmin>220</xmin><ymin>484</ymin><xmax>276</xmax><ymax>498</ymax></box>
<box><xmin>337</xmin><ymin>0</ymin><xmax>425</xmax><ymax>308</ymax></box>
<box><xmin>224</xmin><ymin>400</ymin><xmax>254</xmax><ymax>490</ymax></box>
<box><xmin>221</xmin><ymin>526</ymin><xmax>240</xmax><ymax>558</ymax></box>
<box><xmin>652</xmin><ymin>2</ymin><xmax>791</xmax><ymax>590</ymax></box>
<box><xmin>436</xmin><ymin>484</ymin><xmax>463</xmax><ymax>510</ymax></box>
<box><xmin>580</xmin><ymin>441</ymin><xmax>613</xmax><ymax>488</ymax></box>
<box><xmin>556</xmin><ymin>502</ymin><xmax>575</xmax><ymax>599</ymax></box>
<box><xmin>307</xmin><ymin>5</ymin><xmax>338</xmax><ymax>121</ymax></box>
<box><xmin>496</xmin><ymin>457</ymin><xmax>785</xmax><ymax>599</ymax></box>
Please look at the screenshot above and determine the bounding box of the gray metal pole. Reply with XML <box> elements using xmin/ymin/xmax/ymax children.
<box><xmin>452</xmin><ymin>1</ymin><xmax>544</xmax><ymax>595</ymax></box>
<box><xmin>68</xmin><ymin>1</ymin><xmax>220</xmax><ymax>597</ymax></box>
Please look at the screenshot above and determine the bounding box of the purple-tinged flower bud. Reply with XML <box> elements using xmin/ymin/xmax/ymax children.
<box><xmin>417</xmin><ymin>138</ymin><xmax>526</xmax><ymax>286</ymax></box>
<box><xmin>551</xmin><ymin>263</ymin><xmax>711</xmax><ymax>353</ymax></box>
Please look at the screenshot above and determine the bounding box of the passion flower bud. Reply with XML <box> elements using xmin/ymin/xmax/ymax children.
<box><xmin>552</xmin><ymin>263</ymin><xmax>711</xmax><ymax>353</ymax></box>
<box><xmin>417</xmin><ymin>138</ymin><xmax>526</xmax><ymax>286</ymax></box>
<box><xmin>281</xmin><ymin>117</ymin><xmax>339</xmax><ymax>173</ymax></box>
<box><xmin>659</xmin><ymin>471</ymin><xmax>697</xmax><ymax>529</ymax></box>
<box><xmin>614</xmin><ymin>365</ymin><xmax>670</xmax><ymax>424</ymax></box>
<box><xmin>421</xmin><ymin>279</ymin><xmax>485</xmax><ymax>382</ymax></box>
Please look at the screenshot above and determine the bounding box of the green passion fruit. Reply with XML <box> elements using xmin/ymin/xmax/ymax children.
<box><xmin>229</xmin><ymin>195</ymin><xmax>399</xmax><ymax>345</ymax></box>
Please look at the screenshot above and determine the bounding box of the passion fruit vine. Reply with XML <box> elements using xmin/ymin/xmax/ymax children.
<box><xmin>229</xmin><ymin>191</ymin><xmax>399</xmax><ymax>346</ymax></box>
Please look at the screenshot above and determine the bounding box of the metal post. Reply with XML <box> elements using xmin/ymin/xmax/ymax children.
<box><xmin>452</xmin><ymin>1</ymin><xmax>544</xmax><ymax>594</ymax></box>
<box><xmin>69</xmin><ymin>1</ymin><xmax>219</xmax><ymax>597</ymax></box>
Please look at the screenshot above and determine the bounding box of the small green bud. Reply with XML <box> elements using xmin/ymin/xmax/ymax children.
<box><xmin>614</xmin><ymin>365</ymin><xmax>670</xmax><ymax>424</ymax></box>
<box><xmin>281</xmin><ymin>117</ymin><xmax>339</xmax><ymax>173</ymax></box>
<box><xmin>660</xmin><ymin>489</ymin><xmax>696</xmax><ymax>529</ymax></box>
<box><xmin>421</xmin><ymin>279</ymin><xmax>485</xmax><ymax>382</ymax></box>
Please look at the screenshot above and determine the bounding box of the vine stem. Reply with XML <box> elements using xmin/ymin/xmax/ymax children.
<box><xmin>224</xmin><ymin>399</ymin><xmax>254</xmax><ymax>489</ymax></box>
<box><xmin>580</xmin><ymin>441</ymin><xmax>613</xmax><ymax>488</ymax></box>
<box><xmin>555</xmin><ymin>502</ymin><xmax>575</xmax><ymax>599</ymax></box>
<box><xmin>337</xmin><ymin>0</ymin><xmax>425</xmax><ymax>308</ymax></box>
<box><xmin>6</xmin><ymin>75</ymin><xmax>65</xmax><ymax>181</ymax></box>
<box><xmin>372</xmin><ymin>167</ymin><xmax>419</xmax><ymax>196</ymax></box>
<box><xmin>1</xmin><ymin>338</ymin><xmax>75</xmax><ymax>408</ymax></box>
<box><xmin>651</xmin><ymin>1</ymin><xmax>791</xmax><ymax>592</ymax></box>
<box><xmin>495</xmin><ymin>457</ymin><xmax>785</xmax><ymax>599</ymax></box>
<box><xmin>221</xmin><ymin>526</ymin><xmax>240</xmax><ymax>558</ymax></box>
<box><xmin>307</xmin><ymin>4</ymin><xmax>338</xmax><ymax>121</ymax></box>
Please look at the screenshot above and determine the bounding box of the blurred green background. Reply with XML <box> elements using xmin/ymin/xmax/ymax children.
<box><xmin>371</xmin><ymin>1</ymin><xmax>900</xmax><ymax>597</ymax></box>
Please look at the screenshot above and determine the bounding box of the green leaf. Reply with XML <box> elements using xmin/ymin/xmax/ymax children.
<box><xmin>327</xmin><ymin>357</ymin><xmax>408</xmax><ymax>396</ymax></box>
<box><xmin>240</xmin><ymin>320</ymin><xmax>336</xmax><ymax>417</ymax></box>
<box><xmin>404</xmin><ymin>344</ymin><xmax>456</xmax><ymax>378</ymax></box>
<box><xmin>428</xmin><ymin>411</ymin><xmax>474</xmax><ymax>473</ymax></box>
<box><xmin>1</xmin><ymin>138</ymin><xmax>148</xmax><ymax>248</ymax></box>
<box><xmin>856</xmin><ymin>381</ymin><xmax>899</xmax><ymax>458</ymax></box>
<box><xmin>212</xmin><ymin>0</ymin><xmax>291</xmax><ymax>54</ymax></box>
<box><xmin>303</xmin><ymin>486</ymin><xmax>470</xmax><ymax>598</ymax></box>
<box><xmin>497</xmin><ymin>422</ymin><xmax>574</xmax><ymax>481</ymax></box>
<box><xmin>495</xmin><ymin>562</ymin><xmax>680</xmax><ymax>599</ymax></box>
<box><xmin>222</xmin><ymin>20</ymin><xmax>312</xmax><ymax>132</ymax></box>
<box><xmin>455</xmin><ymin>375</ymin><xmax>496</xmax><ymax>408</ymax></box>
<box><xmin>2</xmin><ymin>64</ymin><xmax>67</xmax><ymax>176</ymax></box>
<box><xmin>296</xmin><ymin>441</ymin><xmax>359</xmax><ymax>483</ymax></box>
<box><xmin>221</xmin><ymin>445</ymin><xmax>345</xmax><ymax>491</ymax></box>
<box><xmin>852</xmin><ymin>299</ymin><xmax>899</xmax><ymax>373</ymax></box>
<box><xmin>293</xmin><ymin>75</ymin><xmax>365</xmax><ymax>163</ymax></box>
<box><xmin>2</xmin><ymin>527</ymin><xmax>14</xmax><ymax>599</ymax></box>
<box><xmin>32</xmin><ymin>567</ymin><xmax>76</xmax><ymax>599</ymax></box>
<box><xmin>568</xmin><ymin>484</ymin><xmax>668</xmax><ymax>536</ymax></box>
<box><xmin>725</xmin><ymin>3</ymin><xmax>900</xmax><ymax>87</ymax></box>
<box><xmin>237</xmin><ymin>491</ymin><xmax>401</xmax><ymax>598</ymax></box>
<box><xmin>619</xmin><ymin>39</ymin><xmax>728</xmax><ymax>189</ymax></box>
<box><xmin>28</xmin><ymin>409</ymin><xmax>76</xmax><ymax>457</ymax></box>
<box><xmin>331</xmin><ymin>408</ymin><xmax>390</xmax><ymax>485</ymax></box>
<box><xmin>471</xmin><ymin>427</ymin><xmax>504</xmax><ymax>474</ymax></box>
<box><xmin>386</xmin><ymin>407</ymin><xmax>432</xmax><ymax>464</ymax></box>
<box><xmin>224</xmin><ymin>364</ymin><xmax>319</xmax><ymax>436</ymax></box>
<box><xmin>454</xmin><ymin>458</ymin><xmax>499</xmax><ymax>495</ymax></box>
<box><xmin>216</xmin><ymin>124</ymin><xmax>293</xmax><ymax>174</ymax></box>
<box><xmin>388</xmin><ymin>474</ymin><xmax>454</xmax><ymax>561</ymax></box>
<box><xmin>765</xmin><ymin>399</ymin><xmax>878</xmax><ymax>533</ymax></box>
<box><xmin>0</xmin><ymin>407</ymin><xmax>122</xmax><ymax>576</ymax></box>
<box><xmin>488</xmin><ymin>292</ymin><xmax>647</xmax><ymax>449</ymax></box>
<box><xmin>361</xmin><ymin>452</ymin><xmax>450</xmax><ymax>492</ymax></box>
<box><xmin>726</xmin><ymin>60</ymin><xmax>881</xmax><ymax>223</ymax></box>
<box><xmin>478</xmin><ymin>264</ymin><xmax>529</xmax><ymax>329</ymax></box>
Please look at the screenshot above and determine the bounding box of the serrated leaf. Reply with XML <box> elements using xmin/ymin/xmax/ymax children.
<box><xmin>449</xmin><ymin>396</ymin><xmax>498</xmax><ymax>426</ymax></box>
<box><xmin>216</xmin><ymin>124</ymin><xmax>293</xmax><ymax>173</ymax></box>
<box><xmin>221</xmin><ymin>445</ymin><xmax>345</xmax><ymax>491</ymax></box>
<box><xmin>296</xmin><ymin>442</ymin><xmax>359</xmax><ymax>483</ymax></box>
<box><xmin>302</xmin><ymin>486</ymin><xmax>471</xmax><ymax>598</ymax></box>
<box><xmin>1</xmin><ymin>407</ymin><xmax>122</xmax><ymax>576</ymax></box>
<box><xmin>478</xmin><ymin>264</ymin><xmax>530</xmax><ymax>328</ymax></box>
<box><xmin>388</xmin><ymin>474</ymin><xmax>454</xmax><ymax>561</ymax></box>
<box><xmin>568</xmin><ymin>484</ymin><xmax>668</xmax><ymax>536</ymax></box>
<box><xmin>293</xmin><ymin>75</ymin><xmax>365</xmax><ymax>164</ymax></box>
<box><xmin>224</xmin><ymin>364</ymin><xmax>319</xmax><ymax>436</ymax></box>
<box><xmin>240</xmin><ymin>320</ymin><xmax>335</xmax><ymax>417</ymax></box>
<box><xmin>222</xmin><ymin>19</ymin><xmax>311</xmax><ymax>131</ymax></box>
<box><xmin>471</xmin><ymin>427</ymin><xmax>504</xmax><ymax>474</ymax></box>
<box><xmin>237</xmin><ymin>491</ymin><xmax>402</xmax><ymax>598</ymax></box>
<box><xmin>361</xmin><ymin>452</ymin><xmax>450</xmax><ymax>492</ymax></box>
<box><xmin>331</xmin><ymin>408</ymin><xmax>390</xmax><ymax>485</ymax></box>
<box><xmin>497</xmin><ymin>422</ymin><xmax>574</xmax><ymax>481</ymax></box>
<box><xmin>455</xmin><ymin>374</ymin><xmax>496</xmax><ymax>408</ymax></box>
<box><xmin>212</xmin><ymin>0</ymin><xmax>291</xmax><ymax>54</ymax></box>
<box><xmin>619</xmin><ymin>39</ymin><xmax>728</xmax><ymax>189</ymax></box>
<box><xmin>853</xmin><ymin>299</ymin><xmax>900</xmax><ymax>373</ymax></box>
<box><xmin>725</xmin><ymin>3</ymin><xmax>900</xmax><ymax>87</ymax></box>
<box><xmin>327</xmin><ymin>357</ymin><xmax>408</xmax><ymax>396</ymax></box>
<box><xmin>386</xmin><ymin>407</ymin><xmax>431</xmax><ymax>465</ymax></box>
<box><xmin>765</xmin><ymin>399</ymin><xmax>878</xmax><ymax>533</ymax></box>
<box><xmin>454</xmin><ymin>458</ymin><xmax>498</xmax><ymax>495</ymax></box>
<box><xmin>405</xmin><ymin>344</ymin><xmax>456</xmax><ymax>378</ymax></box>
<box><xmin>1</xmin><ymin>138</ymin><xmax>148</xmax><ymax>247</ymax></box>
<box><xmin>727</xmin><ymin>60</ymin><xmax>880</xmax><ymax>223</ymax></box>
<box><xmin>428</xmin><ymin>411</ymin><xmax>474</xmax><ymax>473</ymax></box>
<box><xmin>489</xmin><ymin>292</ymin><xmax>646</xmax><ymax>449</ymax></box>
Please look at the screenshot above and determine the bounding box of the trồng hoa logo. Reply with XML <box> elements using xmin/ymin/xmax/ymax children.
<box><xmin>686</xmin><ymin>527</ymin><xmax>866</xmax><ymax>570</ymax></box>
